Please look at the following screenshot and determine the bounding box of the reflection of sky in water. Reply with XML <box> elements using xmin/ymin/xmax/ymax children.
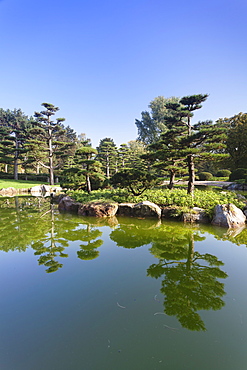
<box><xmin>0</xmin><ymin>199</ymin><xmax>247</xmax><ymax>369</ymax></box>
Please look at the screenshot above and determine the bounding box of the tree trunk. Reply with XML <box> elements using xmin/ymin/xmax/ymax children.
<box><xmin>48</xmin><ymin>128</ymin><xmax>54</xmax><ymax>185</ymax></box>
<box><xmin>186</xmin><ymin>234</ymin><xmax>194</xmax><ymax>272</ymax></box>
<box><xmin>14</xmin><ymin>141</ymin><xmax>19</xmax><ymax>180</ymax></box>
<box><xmin>49</xmin><ymin>156</ymin><xmax>54</xmax><ymax>185</ymax></box>
<box><xmin>168</xmin><ymin>171</ymin><xmax>175</xmax><ymax>189</ymax></box>
<box><xmin>106</xmin><ymin>154</ymin><xmax>110</xmax><ymax>179</ymax></box>
<box><xmin>187</xmin><ymin>154</ymin><xmax>195</xmax><ymax>196</ymax></box>
<box><xmin>86</xmin><ymin>175</ymin><xmax>91</xmax><ymax>193</ymax></box>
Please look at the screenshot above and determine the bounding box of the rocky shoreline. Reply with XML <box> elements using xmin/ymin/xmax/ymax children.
<box><xmin>56</xmin><ymin>195</ymin><xmax>247</xmax><ymax>229</ymax></box>
<box><xmin>1</xmin><ymin>183</ymin><xmax>247</xmax><ymax>229</ymax></box>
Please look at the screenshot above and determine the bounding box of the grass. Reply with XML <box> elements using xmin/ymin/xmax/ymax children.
<box><xmin>0</xmin><ymin>179</ymin><xmax>49</xmax><ymax>189</ymax></box>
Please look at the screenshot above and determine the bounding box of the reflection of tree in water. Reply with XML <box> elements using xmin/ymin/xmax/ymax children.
<box><xmin>110</xmin><ymin>218</ymin><xmax>161</xmax><ymax>248</ymax></box>
<box><xmin>77</xmin><ymin>226</ymin><xmax>103</xmax><ymax>260</ymax></box>
<box><xmin>32</xmin><ymin>203</ymin><xmax>69</xmax><ymax>273</ymax></box>
<box><xmin>56</xmin><ymin>217</ymin><xmax>103</xmax><ymax>261</ymax></box>
<box><xmin>0</xmin><ymin>197</ymin><xmax>53</xmax><ymax>252</ymax></box>
<box><xmin>148</xmin><ymin>225</ymin><xmax>228</xmax><ymax>331</ymax></box>
<box><xmin>110</xmin><ymin>220</ymin><xmax>228</xmax><ymax>331</ymax></box>
<box><xmin>0</xmin><ymin>198</ymin><xmax>105</xmax><ymax>271</ymax></box>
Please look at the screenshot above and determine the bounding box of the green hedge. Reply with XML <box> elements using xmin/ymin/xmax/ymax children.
<box><xmin>197</xmin><ymin>172</ymin><xmax>213</xmax><ymax>181</ymax></box>
<box><xmin>229</xmin><ymin>168</ymin><xmax>247</xmax><ymax>181</ymax></box>
<box><xmin>0</xmin><ymin>172</ymin><xmax>49</xmax><ymax>182</ymax></box>
<box><xmin>216</xmin><ymin>169</ymin><xmax>231</xmax><ymax>177</ymax></box>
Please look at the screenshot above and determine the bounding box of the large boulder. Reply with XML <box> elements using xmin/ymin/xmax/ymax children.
<box><xmin>29</xmin><ymin>184</ymin><xmax>50</xmax><ymax>195</ymax></box>
<box><xmin>182</xmin><ymin>207</ymin><xmax>210</xmax><ymax>224</ymax></box>
<box><xmin>51</xmin><ymin>193</ymin><xmax>67</xmax><ymax>204</ymax></box>
<box><xmin>58</xmin><ymin>196</ymin><xmax>80</xmax><ymax>213</ymax></box>
<box><xmin>211</xmin><ymin>203</ymin><xmax>246</xmax><ymax>228</ymax></box>
<box><xmin>117</xmin><ymin>203</ymin><xmax>136</xmax><ymax>217</ymax></box>
<box><xmin>162</xmin><ymin>207</ymin><xmax>182</xmax><ymax>220</ymax></box>
<box><xmin>78</xmin><ymin>201</ymin><xmax>118</xmax><ymax>217</ymax></box>
<box><xmin>225</xmin><ymin>183</ymin><xmax>247</xmax><ymax>191</ymax></box>
<box><xmin>118</xmin><ymin>201</ymin><xmax>161</xmax><ymax>218</ymax></box>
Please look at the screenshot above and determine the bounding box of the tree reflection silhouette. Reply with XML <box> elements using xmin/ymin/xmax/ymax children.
<box><xmin>148</xmin><ymin>225</ymin><xmax>228</xmax><ymax>331</ymax></box>
<box><xmin>0</xmin><ymin>197</ymin><xmax>105</xmax><ymax>271</ymax></box>
<box><xmin>32</xmin><ymin>203</ymin><xmax>69</xmax><ymax>273</ymax></box>
<box><xmin>0</xmin><ymin>197</ymin><xmax>54</xmax><ymax>252</ymax></box>
<box><xmin>58</xmin><ymin>220</ymin><xmax>103</xmax><ymax>261</ymax></box>
<box><xmin>110</xmin><ymin>220</ymin><xmax>228</xmax><ymax>331</ymax></box>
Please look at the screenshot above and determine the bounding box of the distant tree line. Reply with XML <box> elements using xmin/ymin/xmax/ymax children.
<box><xmin>1</xmin><ymin>97</ymin><xmax>246</xmax><ymax>193</ymax></box>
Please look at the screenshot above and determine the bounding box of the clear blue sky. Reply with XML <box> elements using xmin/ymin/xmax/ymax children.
<box><xmin>1</xmin><ymin>0</ymin><xmax>246</xmax><ymax>147</ymax></box>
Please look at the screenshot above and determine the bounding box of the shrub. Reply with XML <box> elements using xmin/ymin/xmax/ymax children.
<box><xmin>110</xmin><ymin>168</ymin><xmax>158</xmax><ymax>196</ymax></box>
<box><xmin>216</xmin><ymin>169</ymin><xmax>231</xmax><ymax>178</ymax></box>
<box><xmin>229</xmin><ymin>168</ymin><xmax>247</xmax><ymax>181</ymax></box>
<box><xmin>68</xmin><ymin>188</ymin><xmax>245</xmax><ymax>218</ymax></box>
<box><xmin>197</xmin><ymin>172</ymin><xmax>213</xmax><ymax>181</ymax></box>
<box><xmin>0</xmin><ymin>172</ymin><xmax>13</xmax><ymax>179</ymax></box>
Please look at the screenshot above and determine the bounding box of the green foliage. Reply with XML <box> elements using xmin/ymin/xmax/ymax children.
<box><xmin>135</xmin><ymin>96</ymin><xmax>180</xmax><ymax>145</ymax></box>
<box><xmin>68</xmin><ymin>188</ymin><xmax>245</xmax><ymax>217</ymax></box>
<box><xmin>30</xmin><ymin>103</ymin><xmax>74</xmax><ymax>185</ymax></box>
<box><xmin>144</xmin><ymin>94</ymin><xmax>228</xmax><ymax>194</ymax></box>
<box><xmin>0</xmin><ymin>108</ymin><xmax>34</xmax><ymax>180</ymax></box>
<box><xmin>110</xmin><ymin>168</ymin><xmax>159</xmax><ymax>196</ymax></box>
<box><xmin>229</xmin><ymin>168</ymin><xmax>247</xmax><ymax>181</ymax></box>
<box><xmin>60</xmin><ymin>167</ymin><xmax>85</xmax><ymax>190</ymax></box>
<box><xmin>225</xmin><ymin>113</ymin><xmax>247</xmax><ymax>169</ymax></box>
<box><xmin>197</xmin><ymin>172</ymin><xmax>213</xmax><ymax>181</ymax></box>
<box><xmin>215</xmin><ymin>169</ymin><xmax>231</xmax><ymax>177</ymax></box>
<box><xmin>96</xmin><ymin>137</ymin><xmax>118</xmax><ymax>178</ymax></box>
<box><xmin>60</xmin><ymin>139</ymin><xmax>105</xmax><ymax>193</ymax></box>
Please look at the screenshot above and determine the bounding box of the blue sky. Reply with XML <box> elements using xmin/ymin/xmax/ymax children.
<box><xmin>1</xmin><ymin>0</ymin><xmax>246</xmax><ymax>147</ymax></box>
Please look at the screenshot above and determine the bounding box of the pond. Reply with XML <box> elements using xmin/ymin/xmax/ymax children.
<box><xmin>0</xmin><ymin>196</ymin><xmax>247</xmax><ymax>370</ymax></box>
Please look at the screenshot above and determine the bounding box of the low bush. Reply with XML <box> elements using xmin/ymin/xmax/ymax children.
<box><xmin>197</xmin><ymin>172</ymin><xmax>213</xmax><ymax>181</ymax></box>
<box><xmin>216</xmin><ymin>169</ymin><xmax>231</xmax><ymax>178</ymax></box>
<box><xmin>0</xmin><ymin>172</ymin><xmax>49</xmax><ymax>182</ymax></box>
<box><xmin>68</xmin><ymin>188</ymin><xmax>245</xmax><ymax>217</ymax></box>
<box><xmin>229</xmin><ymin>168</ymin><xmax>247</xmax><ymax>181</ymax></box>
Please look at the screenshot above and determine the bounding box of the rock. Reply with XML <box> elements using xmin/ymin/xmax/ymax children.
<box><xmin>58</xmin><ymin>196</ymin><xmax>80</xmax><ymax>213</ymax></box>
<box><xmin>51</xmin><ymin>193</ymin><xmax>67</xmax><ymax>204</ymax></box>
<box><xmin>50</xmin><ymin>186</ymin><xmax>63</xmax><ymax>193</ymax></box>
<box><xmin>224</xmin><ymin>224</ymin><xmax>246</xmax><ymax>237</ymax></box>
<box><xmin>79</xmin><ymin>215</ymin><xmax>119</xmax><ymax>227</ymax></box>
<box><xmin>225</xmin><ymin>183</ymin><xmax>247</xmax><ymax>191</ymax></box>
<box><xmin>29</xmin><ymin>185</ymin><xmax>50</xmax><ymax>194</ymax></box>
<box><xmin>161</xmin><ymin>207</ymin><xmax>182</xmax><ymax>220</ymax></box>
<box><xmin>118</xmin><ymin>201</ymin><xmax>161</xmax><ymax>218</ymax></box>
<box><xmin>117</xmin><ymin>203</ymin><xmax>136</xmax><ymax>217</ymax></box>
<box><xmin>78</xmin><ymin>201</ymin><xmax>118</xmax><ymax>217</ymax></box>
<box><xmin>0</xmin><ymin>187</ymin><xmax>18</xmax><ymax>196</ymax></box>
<box><xmin>211</xmin><ymin>203</ymin><xmax>246</xmax><ymax>228</ymax></box>
<box><xmin>182</xmin><ymin>207</ymin><xmax>210</xmax><ymax>224</ymax></box>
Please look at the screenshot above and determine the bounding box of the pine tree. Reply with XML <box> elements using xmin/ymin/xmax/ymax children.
<box><xmin>146</xmin><ymin>94</ymin><xmax>228</xmax><ymax>195</ymax></box>
<box><xmin>118</xmin><ymin>143</ymin><xmax>131</xmax><ymax>169</ymax></box>
<box><xmin>62</xmin><ymin>140</ymin><xmax>104</xmax><ymax>193</ymax></box>
<box><xmin>30</xmin><ymin>103</ymin><xmax>73</xmax><ymax>185</ymax></box>
<box><xmin>0</xmin><ymin>108</ymin><xmax>33</xmax><ymax>179</ymax></box>
<box><xmin>96</xmin><ymin>138</ymin><xmax>118</xmax><ymax>179</ymax></box>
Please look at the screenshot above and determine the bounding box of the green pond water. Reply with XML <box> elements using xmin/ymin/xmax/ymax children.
<box><xmin>1</xmin><ymin>196</ymin><xmax>247</xmax><ymax>370</ymax></box>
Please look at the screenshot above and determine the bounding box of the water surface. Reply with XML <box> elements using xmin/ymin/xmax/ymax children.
<box><xmin>0</xmin><ymin>197</ymin><xmax>247</xmax><ymax>370</ymax></box>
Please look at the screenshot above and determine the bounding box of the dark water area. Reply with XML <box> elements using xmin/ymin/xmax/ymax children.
<box><xmin>0</xmin><ymin>197</ymin><xmax>247</xmax><ymax>370</ymax></box>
